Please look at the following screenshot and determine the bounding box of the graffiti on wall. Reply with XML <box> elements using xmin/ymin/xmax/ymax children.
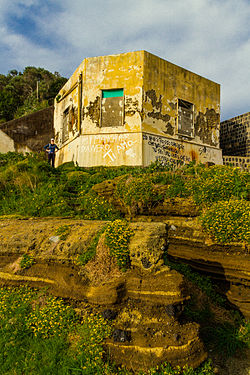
<box><xmin>80</xmin><ymin>133</ymin><xmax>137</xmax><ymax>161</ymax></box>
<box><xmin>143</xmin><ymin>134</ymin><xmax>191</xmax><ymax>165</ymax></box>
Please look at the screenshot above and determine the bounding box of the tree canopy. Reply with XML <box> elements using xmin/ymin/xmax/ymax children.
<box><xmin>0</xmin><ymin>67</ymin><xmax>67</xmax><ymax>123</ymax></box>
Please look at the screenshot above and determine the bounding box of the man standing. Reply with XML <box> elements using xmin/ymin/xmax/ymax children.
<box><xmin>43</xmin><ymin>138</ymin><xmax>59</xmax><ymax>168</ymax></box>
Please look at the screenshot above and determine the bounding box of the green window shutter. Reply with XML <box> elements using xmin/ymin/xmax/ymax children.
<box><xmin>102</xmin><ymin>89</ymin><xmax>124</xmax><ymax>98</ymax></box>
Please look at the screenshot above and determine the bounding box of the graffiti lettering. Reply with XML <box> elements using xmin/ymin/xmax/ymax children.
<box><xmin>143</xmin><ymin>134</ymin><xmax>190</xmax><ymax>165</ymax></box>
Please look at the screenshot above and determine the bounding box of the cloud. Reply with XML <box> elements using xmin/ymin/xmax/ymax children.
<box><xmin>0</xmin><ymin>0</ymin><xmax>249</xmax><ymax>119</ymax></box>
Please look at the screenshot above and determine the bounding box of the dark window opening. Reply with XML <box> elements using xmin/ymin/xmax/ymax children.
<box><xmin>177</xmin><ymin>99</ymin><xmax>194</xmax><ymax>137</ymax></box>
<box><xmin>101</xmin><ymin>89</ymin><xmax>124</xmax><ymax>127</ymax></box>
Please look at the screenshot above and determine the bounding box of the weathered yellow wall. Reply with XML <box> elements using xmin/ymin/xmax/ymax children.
<box><xmin>142</xmin><ymin>51</ymin><xmax>222</xmax><ymax>165</ymax></box>
<box><xmin>54</xmin><ymin>50</ymin><xmax>222</xmax><ymax>167</ymax></box>
<box><xmin>55</xmin><ymin>51</ymin><xmax>144</xmax><ymax>166</ymax></box>
<box><xmin>57</xmin><ymin>133</ymin><xmax>142</xmax><ymax>167</ymax></box>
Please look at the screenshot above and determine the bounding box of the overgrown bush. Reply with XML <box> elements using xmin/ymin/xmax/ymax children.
<box><xmin>105</xmin><ymin>220</ymin><xmax>134</xmax><ymax>271</ymax></box>
<box><xmin>204</xmin><ymin>322</ymin><xmax>249</xmax><ymax>358</ymax></box>
<box><xmin>200</xmin><ymin>199</ymin><xmax>250</xmax><ymax>243</ymax></box>
<box><xmin>79</xmin><ymin>192</ymin><xmax>121</xmax><ymax>220</ymax></box>
<box><xmin>115</xmin><ymin>175</ymin><xmax>163</xmax><ymax>214</ymax></box>
<box><xmin>164</xmin><ymin>258</ymin><xmax>226</xmax><ymax>306</ymax></box>
<box><xmin>186</xmin><ymin>165</ymin><xmax>249</xmax><ymax>205</ymax></box>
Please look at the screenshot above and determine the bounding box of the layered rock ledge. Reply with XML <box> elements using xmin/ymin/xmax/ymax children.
<box><xmin>0</xmin><ymin>218</ymin><xmax>206</xmax><ymax>371</ymax></box>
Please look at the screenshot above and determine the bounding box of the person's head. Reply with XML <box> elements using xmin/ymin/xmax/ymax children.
<box><xmin>51</xmin><ymin>138</ymin><xmax>55</xmax><ymax>144</ymax></box>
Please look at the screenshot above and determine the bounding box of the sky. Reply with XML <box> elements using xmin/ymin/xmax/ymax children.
<box><xmin>0</xmin><ymin>0</ymin><xmax>249</xmax><ymax>120</ymax></box>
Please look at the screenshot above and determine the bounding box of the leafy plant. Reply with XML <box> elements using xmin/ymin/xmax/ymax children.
<box><xmin>105</xmin><ymin>220</ymin><xmax>134</xmax><ymax>271</ymax></box>
<box><xmin>20</xmin><ymin>253</ymin><xmax>35</xmax><ymax>269</ymax></box>
<box><xmin>200</xmin><ymin>199</ymin><xmax>250</xmax><ymax>243</ymax></box>
<box><xmin>116</xmin><ymin>175</ymin><xmax>163</xmax><ymax>215</ymax></box>
<box><xmin>204</xmin><ymin>322</ymin><xmax>249</xmax><ymax>357</ymax></box>
<box><xmin>55</xmin><ymin>224</ymin><xmax>71</xmax><ymax>240</ymax></box>
<box><xmin>78</xmin><ymin>225</ymin><xmax>107</xmax><ymax>266</ymax></box>
<box><xmin>79</xmin><ymin>191</ymin><xmax>121</xmax><ymax>220</ymax></box>
<box><xmin>186</xmin><ymin>165</ymin><xmax>249</xmax><ymax>206</ymax></box>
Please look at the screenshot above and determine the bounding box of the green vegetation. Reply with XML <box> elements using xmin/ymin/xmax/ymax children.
<box><xmin>78</xmin><ymin>225</ymin><xmax>107</xmax><ymax>266</ymax></box>
<box><xmin>164</xmin><ymin>258</ymin><xmax>226</xmax><ymax>306</ymax></box>
<box><xmin>20</xmin><ymin>253</ymin><xmax>35</xmax><ymax>269</ymax></box>
<box><xmin>200</xmin><ymin>199</ymin><xmax>250</xmax><ymax>243</ymax></box>
<box><xmin>165</xmin><ymin>258</ymin><xmax>249</xmax><ymax>359</ymax></box>
<box><xmin>186</xmin><ymin>164</ymin><xmax>249</xmax><ymax>205</ymax></box>
<box><xmin>55</xmin><ymin>224</ymin><xmax>71</xmax><ymax>240</ymax></box>
<box><xmin>0</xmin><ymin>286</ymin><xmax>216</xmax><ymax>375</ymax></box>
<box><xmin>79</xmin><ymin>191</ymin><xmax>121</xmax><ymax>220</ymax></box>
<box><xmin>105</xmin><ymin>220</ymin><xmax>134</xmax><ymax>270</ymax></box>
<box><xmin>116</xmin><ymin>175</ymin><xmax>163</xmax><ymax>214</ymax></box>
<box><xmin>0</xmin><ymin>67</ymin><xmax>67</xmax><ymax>122</ymax></box>
<box><xmin>145</xmin><ymin>360</ymin><xmax>215</xmax><ymax>375</ymax></box>
<box><xmin>0</xmin><ymin>154</ymin><xmax>249</xmax><ymax>244</ymax></box>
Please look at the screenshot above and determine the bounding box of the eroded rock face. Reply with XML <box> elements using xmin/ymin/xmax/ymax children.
<box><xmin>0</xmin><ymin>218</ymin><xmax>206</xmax><ymax>371</ymax></box>
<box><xmin>165</xmin><ymin>217</ymin><xmax>250</xmax><ymax>319</ymax></box>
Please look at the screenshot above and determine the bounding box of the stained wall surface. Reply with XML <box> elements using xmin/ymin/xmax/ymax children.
<box><xmin>55</xmin><ymin>52</ymin><xmax>144</xmax><ymax>167</ymax></box>
<box><xmin>54</xmin><ymin>51</ymin><xmax>222</xmax><ymax>167</ymax></box>
<box><xmin>142</xmin><ymin>52</ymin><xmax>222</xmax><ymax>166</ymax></box>
<box><xmin>0</xmin><ymin>106</ymin><xmax>54</xmax><ymax>153</ymax></box>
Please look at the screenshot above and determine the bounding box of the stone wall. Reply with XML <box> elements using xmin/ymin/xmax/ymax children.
<box><xmin>223</xmin><ymin>155</ymin><xmax>249</xmax><ymax>171</ymax></box>
<box><xmin>220</xmin><ymin>111</ymin><xmax>250</xmax><ymax>157</ymax></box>
<box><xmin>0</xmin><ymin>106</ymin><xmax>54</xmax><ymax>153</ymax></box>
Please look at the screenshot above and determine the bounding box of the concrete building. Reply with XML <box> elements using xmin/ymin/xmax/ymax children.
<box><xmin>54</xmin><ymin>51</ymin><xmax>222</xmax><ymax>167</ymax></box>
<box><xmin>0</xmin><ymin>106</ymin><xmax>54</xmax><ymax>154</ymax></box>
<box><xmin>220</xmin><ymin>111</ymin><xmax>250</xmax><ymax>170</ymax></box>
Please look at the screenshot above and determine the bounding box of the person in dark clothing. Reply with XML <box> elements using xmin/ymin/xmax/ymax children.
<box><xmin>43</xmin><ymin>138</ymin><xmax>59</xmax><ymax>167</ymax></box>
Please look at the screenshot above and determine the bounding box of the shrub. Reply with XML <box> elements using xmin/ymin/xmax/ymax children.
<box><xmin>79</xmin><ymin>192</ymin><xmax>121</xmax><ymax>220</ymax></box>
<box><xmin>187</xmin><ymin>165</ymin><xmax>249</xmax><ymax>206</ymax></box>
<box><xmin>204</xmin><ymin>322</ymin><xmax>248</xmax><ymax>357</ymax></box>
<box><xmin>25</xmin><ymin>295</ymin><xmax>76</xmax><ymax>338</ymax></box>
<box><xmin>200</xmin><ymin>199</ymin><xmax>250</xmax><ymax>243</ymax></box>
<box><xmin>164</xmin><ymin>258</ymin><xmax>226</xmax><ymax>306</ymax></box>
<box><xmin>72</xmin><ymin>312</ymin><xmax>112</xmax><ymax>371</ymax></box>
<box><xmin>116</xmin><ymin>175</ymin><xmax>163</xmax><ymax>214</ymax></box>
<box><xmin>146</xmin><ymin>359</ymin><xmax>215</xmax><ymax>374</ymax></box>
<box><xmin>105</xmin><ymin>220</ymin><xmax>134</xmax><ymax>271</ymax></box>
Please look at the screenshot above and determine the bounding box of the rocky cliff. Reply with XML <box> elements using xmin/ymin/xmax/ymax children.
<box><xmin>0</xmin><ymin>218</ymin><xmax>208</xmax><ymax>371</ymax></box>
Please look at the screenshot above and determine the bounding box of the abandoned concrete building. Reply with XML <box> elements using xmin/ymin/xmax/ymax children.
<box><xmin>0</xmin><ymin>106</ymin><xmax>54</xmax><ymax>154</ymax></box>
<box><xmin>220</xmin><ymin>111</ymin><xmax>250</xmax><ymax>170</ymax></box>
<box><xmin>54</xmin><ymin>50</ymin><xmax>222</xmax><ymax>167</ymax></box>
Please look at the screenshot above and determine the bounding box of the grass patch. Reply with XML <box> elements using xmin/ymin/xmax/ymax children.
<box><xmin>78</xmin><ymin>225</ymin><xmax>107</xmax><ymax>266</ymax></box>
<box><xmin>55</xmin><ymin>224</ymin><xmax>71</xmax><ymax>241</ymax></box>
<box><xmin>20</xmin><ymin>253</ymin><xmax>35</xmax><ymax>269</ymax></box>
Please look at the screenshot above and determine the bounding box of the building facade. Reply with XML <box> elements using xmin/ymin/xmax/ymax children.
<box><xmin>220</xmin><ymin>111</ymin><xmax>250</xmax><ymax>170</ymax></box>
<box><xmin>54</xmin><ymin>51</ymin><xmax>222</xmax><ymax>167</ymax></box>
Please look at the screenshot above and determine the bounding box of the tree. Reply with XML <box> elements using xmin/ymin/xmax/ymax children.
<box><xmin>0</xmin><ymin>67</ymin><xmax>68</xmax><ymax>122</ymax></box>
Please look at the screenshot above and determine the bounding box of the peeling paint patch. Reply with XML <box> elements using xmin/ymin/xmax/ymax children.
<box><xmin>84</xmin><ymin>96</ymin><xmax>100</xmax><ymax>126</ymax></box>
<box><xmin>195</xmin><ymin>109</ymin><xmax>219</xmax><ymax>146</ymax></box>
<box><xmin>145</xmin><ymin>90</ymin><xmax>174</xmax><ymax>135</ymax></box>
<box><xmin>125</xmin><ymin>97</ymin><xmax>139</xmax><ymax>116</ymax></box>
